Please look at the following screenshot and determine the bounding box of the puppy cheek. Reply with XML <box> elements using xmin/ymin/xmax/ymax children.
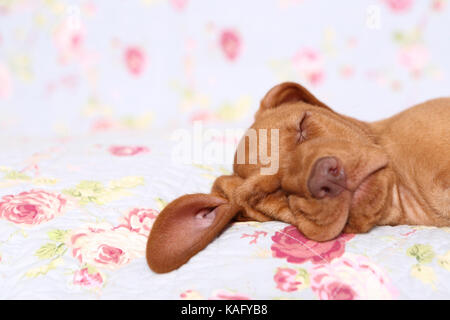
<box><xmin>347</xmin><ymin>171</ymin><xmax>391</xmax><ymax>232</ymax></box>
<box><xmin>288</xmin><ymin>196</ymin><xmax>321</xmax><ymax>221</ymax></box>
<box><xmin>288</xmin><ymin>193</ymin><xmax>352</xmax><ymax>241</ymax></box>
<box><xmin>288</xmin><ymin>194</ymin><xmax>350</xmax><ymax>225</ymax></box>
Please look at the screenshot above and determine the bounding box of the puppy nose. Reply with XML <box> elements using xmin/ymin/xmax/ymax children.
<box><xmin>307</xmin><ymin>157</ymin><xmax>346</xmax><ymax>199</ymax></box>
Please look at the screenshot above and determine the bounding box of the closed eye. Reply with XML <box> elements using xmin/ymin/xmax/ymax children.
<box><xmin>297</xmin><ymin>112</ymin><xmax>309</xmax><ymax>143</ymax></box>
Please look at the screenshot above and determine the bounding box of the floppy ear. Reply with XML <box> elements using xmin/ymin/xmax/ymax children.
<box><xmin>146</xmin><ymin>193</ymin><xmax>241</xmax><ymax>273</ymax></box>
<box><xmin>258</xmin><ymin>82</ymin><xmax>331</xmax><ymax>116</ymax></box>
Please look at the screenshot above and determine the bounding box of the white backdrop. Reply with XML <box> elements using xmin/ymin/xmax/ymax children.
<box><xmin>0</xmin><ymin>0</ymin><xmax>449</xmax><ymax>137</ymax></box>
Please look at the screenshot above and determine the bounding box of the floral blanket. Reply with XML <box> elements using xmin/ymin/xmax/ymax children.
<box><xmin>0</xmin><ymin>133</ymin><xmax>449</xmax><ymax>300</ymax></box>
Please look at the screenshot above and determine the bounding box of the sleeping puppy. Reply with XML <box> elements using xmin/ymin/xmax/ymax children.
<box><xmin>146</xmin><ymin>82</ymin><xmax>450</xmax><ymax>273</ymax></box>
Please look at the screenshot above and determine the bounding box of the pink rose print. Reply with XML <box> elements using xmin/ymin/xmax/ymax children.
<box><xmin>115</xmin><ymin>208</ymin><xmax>158</xmax><ymax>236</ymax></box>
<box><xmin>314</xmin><ymin>281</ymin><xmax>357</xmax><ymax>300</ymax></box>
<box><xmin>95</xmin><ymin>244</ymin><xmax>125</xmax><ymax>265</ymax></box>
<box><xmin>53</xmin><ymin>19</ymin><xmax>96</xmax><ymax>66</ymax></box>
<box><xmin>220</xmin><ymin>29</ymin><xmax>241</xmax><ymax>61</ymax></box>
<box><xmin>310</xmin><ymin>253</ymin><xmax>397</xmax><ymax>300</ymax></box>
<box><xmin>108</xmin><ymin>145</ymin><xmax>150</xmax><ymax>156</ymax></box>
<box><xmin>189</xmin><ymin>110</ymin><xmax>216</xmax><ymax>123</ymax></box>
<box><xmin>292</xmin><ymin>47</ymin><xmax>325</xmax><ymax>86</ymax></box>
<box><xmin>0</xmin><ymin>190</ymin><xmax>68</xmax><ymax>226</ymax></box>
<box><xmin>0</xmin><ymin>62</ymin><xmax>12</xmax><ymax>99</ymax></box>
<box><xmin>67</xmin><ymin>223</ymin><xmax>146</xmax><ymax>270</ymax></box>
<box><xmin>431</xmin><ymin>0</ymin><xmax>446</xmax><ymax>11</ymax></box>
<box><xmin>180</xmin><ymin>289</ymin><xmax>203</xmax><ymax>299</ymax></box>
<box><xmin>170</xmin><ymin>0</ymin><xmax>188</xmax><ymax>11</ymax></box>
<box><xmin>209</xmin><ymin>289</ymin><xmax>250</xmax><ymax>300</ymax></box>
<box><xmin>339</xmin><ymin>65</ymin><xmax>355</xmax><ymax>79</ymax></box>
<box><xmin>241</xmin><ymin>231</ymin><xmax>268</xmax><ymax>244</ymax></box>
<box><xmin>124</xmin><ymin>46</ymin><xmax>146</xmax><ymax>76</ymax></box>
<box><xmin>73</xmin><ymin>268</ymin><xmax>103</xmax><ymax>288</ymax></box>
<box><xmin>180</xmin><ymin>289</ymin><xmax>251</xmax><ymax>300</ymax></box>
<box><xmin>274</xmin><ymin>268</ymin><xmax>303</xmax><ymax>292</ymax></box>
<box><xmin>271</xmin><ymin>225</ymin><xmax>354</xmax><ymax>264</ymax></box>
<box><xmin>398</xmin><ymin>44</ymin><xmax>429</xmax><ymax>77</ymax></box>
<box><xmin>91</xmin><ymin>118</ymin><xmax>120</xmax><ymax>132</ymax></box>
<box><xmin>383</xmin><ymin>0</ymin><xmax>413</xmax><ymax>13</ymax></box>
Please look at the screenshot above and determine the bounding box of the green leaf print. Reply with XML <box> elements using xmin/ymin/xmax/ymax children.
<box><xmin>27</xmin><ymin>228</ymin><xmax>70</xmax><ymax>278</ymax></box>
<box><xmin>155</xmin><ymin>197</ymin><xmax>168</xmax><ymax>210</ymax></box>
<box><xmin>25</xmin><ymin>258</ymin><xmax>64</xmax><ymax>279</ymax></box>
<box><xmin>35</xmin><ymin>243</ymin><xmax>59</xmax><ymax>260</ymax></box>
<box><xmin>47</xmin><ymin>229</ymin><xmax>69</xmax><ymax>242</ymax></box>
<box><xmin>407</xmin><ymin>244</ymin><xmax>435</xmax><ymax>264</ymax></box>
<box><xmin>294</xmin><ymin>268</ymin><xmax>310</xmax><ymax>290</ymax></box>
<box><xmin>109</xmin><ymin>176</ymin><xmax>144</xmax><ymax>189</ymax></box>
<box><xmin>437</xmin><ymin>251</ymin><xmax>450</xmax><ymax>271</ymax></box>
<box><xmin>3</xmin><ymin>170</ymin><xmax>32</xmax><ymax>181</ymax></box>
<box><xmin>63</xmin><ymin>176</ymin><xmax>145</xmax><ymax>205</ymax></box>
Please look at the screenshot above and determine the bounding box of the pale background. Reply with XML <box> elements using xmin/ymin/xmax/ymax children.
<box><xmin>0</xmin><ymin>0</ymin><xmax>449</xmax><ymax>137</ymax></box>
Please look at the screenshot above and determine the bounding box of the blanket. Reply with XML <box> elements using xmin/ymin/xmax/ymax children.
<box><xmin>0</xmin><ymin>133</ymin><xmax>449</xmax><ymax>299</ymax></box>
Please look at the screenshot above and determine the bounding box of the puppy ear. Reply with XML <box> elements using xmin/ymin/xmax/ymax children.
<box><xmin>211</xmin><ymin>174</ymin><xmax>273</xmax><ymax>222</ymax></box>
<box><xmin>146</xmin><ymin>194</ymin><xmax>241</xmax><ymax>273</ymax></box>
<box><xmin>259</xmin><ymin>82</ymin><xmax>331</xmax><ymax>113</ymax></box>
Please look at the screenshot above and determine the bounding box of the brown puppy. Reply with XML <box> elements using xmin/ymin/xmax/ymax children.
<box><xmin>147</xmin><ymin>82</ymin><xmax>450</xmax><ymax>273</ymax></box>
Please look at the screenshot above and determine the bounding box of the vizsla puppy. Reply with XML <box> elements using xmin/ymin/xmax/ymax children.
<box><xmin>147</xmin><ymin>82</ymin><xmax>450</xmax><ymax>273</ymax></box>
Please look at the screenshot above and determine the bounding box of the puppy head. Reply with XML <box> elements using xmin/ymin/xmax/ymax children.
<box><xmin>234</xmin><ymin>82</ymin><xmax>390</xmax><ymax>240</ymax></box>
<box><xmin>147</xmin><ymin>82</ymin><xmax>390</xmax><ymax>273</ymax></box>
